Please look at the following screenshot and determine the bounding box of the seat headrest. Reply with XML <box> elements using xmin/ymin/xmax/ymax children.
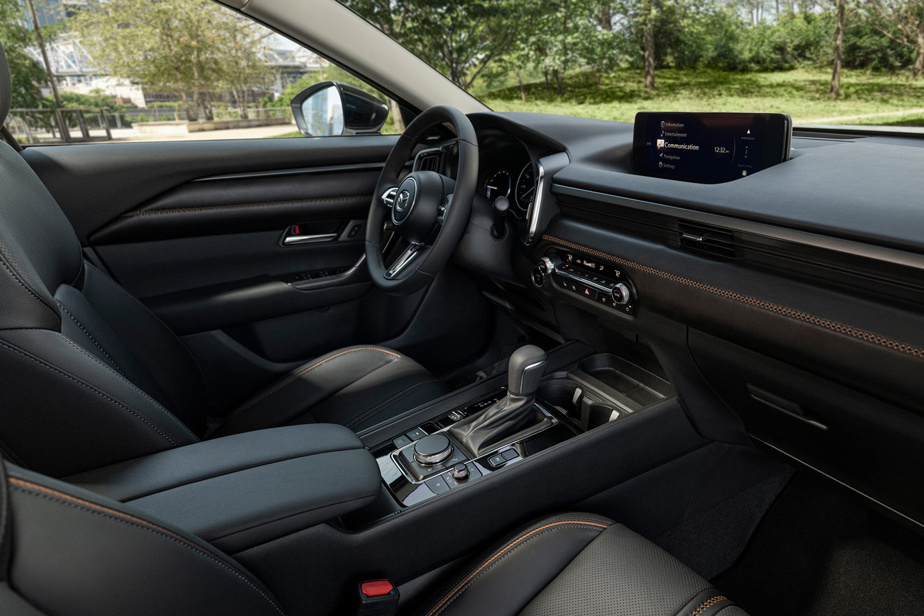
<box><xmin>0</xmin><ymin>41</ymin><xmax>11</xmax><ymax>128</ymax></box>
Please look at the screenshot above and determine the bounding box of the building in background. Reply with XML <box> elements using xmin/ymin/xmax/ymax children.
<box><xmin>18</xmin><ymin>1</ymin><xmax>326</xmax><ymax>108</ymax></box>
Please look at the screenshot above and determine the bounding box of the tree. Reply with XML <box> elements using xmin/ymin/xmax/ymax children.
<box><xmin>213</xmin><ymin>12</ymin><xmax>275</xmax><ymax>119</ymax></box>
<box><xmin>830</xmin><ymin>0</ymin><xmax>846</xmax><ymax>98</ymax></box>
<box><xmin>866</xmin><ymin>0</ymin><xmax>924</xmax><ymax>78</ymax></box>
<box><xmin>71</xmin><ymin>0</ymin><xmax>236</xmax><ymax>120</ymax></box>
<box><xmin>0</xmin><ymin>0</ymin><xmax>48</xmax><ymax>109</ymax></box>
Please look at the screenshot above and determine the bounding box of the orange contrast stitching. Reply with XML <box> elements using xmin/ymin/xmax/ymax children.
<box><xmin>543</xmin><ymin>235</ymin><xmax>924</xmax><ymax>359</ymax></box>
<box><xmin>121</xmin><ymin>195</ymin><xmax>371</xmax><ymax>218</ymax></box>
<box><xmin>229</xmin><ymin>347</ymin><xmax>401</xmax><ymax>418</ymax></box>
<box><xmin>9</xmin><ymin>477</ymin><xmax>188</xmax><ymax>542</ymax></box>
<box><xmin>9</xmin><ymin>477</ymin><xmax>285</xmax><ymax>615</ymax></box>
<box><xmin>692</xmin><ymin>595</ymin><xmax>727</xmax><ymax>615</ymax></box>
<box><xmin>425</xmin><ymin>520</ymin><xmax>609</xmax><ymax>616</ymax></box>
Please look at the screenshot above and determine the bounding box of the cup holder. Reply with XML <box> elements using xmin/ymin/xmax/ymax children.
<box><xmin>537</xmin><ymin>378</ymin><xmax>621</xmax><ymax>431</ymax></box>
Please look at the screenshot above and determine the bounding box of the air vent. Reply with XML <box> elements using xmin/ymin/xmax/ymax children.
<box><xmin>677</xmin><ymin>222</ymin><xmax>737</xmax><ymax>258</ymax></box>
<box><xmin>416</xmin><ymin>152</ymin><xmax>441</xmax><ymax>172</ymax></box>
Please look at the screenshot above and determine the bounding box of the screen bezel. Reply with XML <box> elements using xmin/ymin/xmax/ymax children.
<box><xmin>632</xmin><ymin>112</ymin><xmax>792</xmax><ymax>184</ymax></box>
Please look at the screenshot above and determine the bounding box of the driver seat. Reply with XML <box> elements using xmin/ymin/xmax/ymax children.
<box><xmin>0</xmin><ymin>41</ymin><xmax>446</xmax><ymax>476</ymax></box>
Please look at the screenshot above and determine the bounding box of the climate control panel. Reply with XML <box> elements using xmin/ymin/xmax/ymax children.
<box><xmin>534</xmin><ymin>249</ymin><xmax>637</xmax><ymax>315</ymax></box>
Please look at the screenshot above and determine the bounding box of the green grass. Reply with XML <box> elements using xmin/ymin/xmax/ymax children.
<box><xmin>482</xmin><ymin>68</ymin><xmax>924</xmax><ymax>125</ymax></box>
<box><xmin>265</xmin><ymin>67</ymin><xmax>924</xmax><ymax>138</ymax></box>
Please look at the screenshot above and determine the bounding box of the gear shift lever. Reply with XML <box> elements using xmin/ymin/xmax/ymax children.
<box><xmin>450</xmin><ymin>345</ymin><xmax>548</xmax><ymax>456</ymax></box>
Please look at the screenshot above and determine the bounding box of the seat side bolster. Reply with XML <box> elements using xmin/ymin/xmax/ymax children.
<box><xmin>0</xmin><ymin>329</ymin><xmax>198</xmax><ymax>476</ymax></box>
<box><xmin>5</xmin><ymin>465</ymin><xmax>286</xmax><ymax>616</ymax></box>
<box><xmin>420</xmin><ymin>513</ymin><xmax>613</xmax><ymax>616</ymax></box>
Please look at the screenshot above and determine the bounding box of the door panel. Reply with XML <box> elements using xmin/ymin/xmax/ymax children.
<box><xmin>23</xmin><ymin>136</ymin><xmax>491</xmax><ymax>412</ymax></box>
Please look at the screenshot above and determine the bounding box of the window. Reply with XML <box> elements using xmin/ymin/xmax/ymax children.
<box><xmin>1</xmin><ymin>0</ymin><xmax>400</xmax><ymax>145</ymax></box>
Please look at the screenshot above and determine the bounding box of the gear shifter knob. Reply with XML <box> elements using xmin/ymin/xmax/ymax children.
<box><xmin>507</xmin><ymin>345</ymin><xmax>547</xmax><ymax>397</ymax></box>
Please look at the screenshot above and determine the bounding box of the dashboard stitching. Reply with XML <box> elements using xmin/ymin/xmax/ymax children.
<box><xmin>543</xmin><ymin>235</ymin><xmax>924</xmax><ymax>359</ymax></box>
<box><xmin>120</xmin><ymin>195</ymin><xmax>371</xmax><ymax>218</ymax></box>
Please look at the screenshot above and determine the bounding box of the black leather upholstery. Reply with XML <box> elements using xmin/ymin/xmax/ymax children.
<box><xmin>2</xmin><ymin>460</ymin><xmax>286</xmax><ymax>616</ymax></box>
<box><xmin>416</xmin><ymin>513</ymin><xmax>749</xmax><ymax>616</ymax></box>
<box><xmin>0</xmin><ymin>144</ymin><xmax>444</xmax><ymax>474</ymax></box>
<box><xmin>213</xmin><ymin>345</ymin><xmax>444</xmax><ymax>437</ymax></box>
<box><xmin>0</xmin><ymin>453</ymin><xmax>748</xmax><ymax>616</ymax></box>
<box><xmin>66</xmin><ymin>425</ymin><xmax>383</xmax><ymax>553</ymax></box>
<box><xmin>0</xmin><ymin>41</ymin><xmax>446</xmax><ymax>474</ymax></box>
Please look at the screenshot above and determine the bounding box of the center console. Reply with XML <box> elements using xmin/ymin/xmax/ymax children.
<box><xmin>373</xmin><ymin>345</ymin><xmax>674</xmax><ymax>509</ymax></box>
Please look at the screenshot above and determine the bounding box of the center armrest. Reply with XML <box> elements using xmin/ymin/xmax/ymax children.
<box><xmin>66</xmin><ymin>424</ymin><xmax>380</xmax><ymax>552</ymax></box>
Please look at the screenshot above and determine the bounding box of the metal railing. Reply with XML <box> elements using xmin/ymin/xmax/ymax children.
<box><xmin>6</xmin><ymin>107</ymin><xmax>113</xmax><ymax>143</ymax></box>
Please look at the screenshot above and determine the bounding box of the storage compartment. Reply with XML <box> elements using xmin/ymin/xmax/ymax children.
<box><xmin>689</xmin><ymin>329</ymin><xmax>924</xmax><ymax>526</ymax></box>
<box><xmin>539</xmin><ymin>353</ymin><xmax>674</xmax><ymax>431</ymax></box>
<box><xmin>67</xmin><ymin>424</ymin><xmax>381</xmax><ymax>552</ymax></box>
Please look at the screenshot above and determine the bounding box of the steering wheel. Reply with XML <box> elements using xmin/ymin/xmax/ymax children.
<box><xmin>366</xmin><ymin>105</ymin><xmax>478</xmax><ymax>294</ymax></box>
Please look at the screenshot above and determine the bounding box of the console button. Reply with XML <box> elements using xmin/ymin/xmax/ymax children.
<box><xmin>405</xmin><ymin>427</ymin><xmax>427</xmax><ymax>441</ymax></box>
<box><xmin>425</xmin><ymin>476</ymin><xmax>450</xmax><ymax>494</ymax></box>
<box><xmin>392</xmin><ymin>435</ymin><xmax>412</xmax><ymax>450</ymax></box>
<box><xmin>502</xmin><ymin>449</ymin><xmax>519</xmax><ymax>461</ymax></box>
<box><xmin>487</xmin><ymin>453</ymin><xmax>506</xmax><ymax>468</ymax></box>
<box><xmin>441</xmin><ymin>448</ymin><xmax>468</xmax><ymax>468</ymax></box>
<box><xmin>577</xmin><ymin>284</ymin><xmax>598</xmax><ymax>300</ymax></box>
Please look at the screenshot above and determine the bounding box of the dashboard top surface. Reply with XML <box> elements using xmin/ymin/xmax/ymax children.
<box><xmin>475</xmin><ymin>112</ymin><xmax>924</xmax><ymax>256</ymax></box>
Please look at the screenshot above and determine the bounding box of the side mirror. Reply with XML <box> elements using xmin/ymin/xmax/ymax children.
<box><xmin>291</xmin><ymin>82</ymin><xmax>389</xmax><ymax>137</ymax></box>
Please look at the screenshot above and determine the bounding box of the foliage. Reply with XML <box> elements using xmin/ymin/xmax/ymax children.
<box><xmin>54</xmin><ymin>90</ymin><xmax>127</xmax><ymax>113</ymax></box>
<box><xmin>69</xmin><ymin>0</ymin><xmax>272</xmax><ymax>121</ymax></box>
<box><xmin>0</xmin><ymin>0</ymin><xmax>47</xmax><ymax>108</ymax></box>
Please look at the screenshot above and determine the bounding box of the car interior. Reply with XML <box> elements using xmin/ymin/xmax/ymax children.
<box><xmin>2</xmin><ymin>1</ymin><xmax>924</xmax><ymax>615</ymax></box>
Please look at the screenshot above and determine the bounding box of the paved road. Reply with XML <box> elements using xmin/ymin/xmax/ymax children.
<box><xmin>110</xmin><ymin>124</ymin><xmax>299</xmax><ymax>142</ymax></box>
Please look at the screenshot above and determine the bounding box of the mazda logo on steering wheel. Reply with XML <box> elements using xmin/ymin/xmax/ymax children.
<box><xmin>396</xmin><ymin>190</ymin><xmax>411</xmax><ymax>212</ymax></box>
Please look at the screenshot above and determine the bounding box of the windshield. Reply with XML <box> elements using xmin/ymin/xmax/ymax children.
<box><xmin>337</xmin><ymin>0</ymin><xmax>924</xmax><ymax>130</ymax></box>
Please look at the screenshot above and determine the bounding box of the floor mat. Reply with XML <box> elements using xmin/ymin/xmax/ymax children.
<box><xmin>715</xmin><ymin>471</ymin><xmax>924</xmax><ymax>616</ymax></box>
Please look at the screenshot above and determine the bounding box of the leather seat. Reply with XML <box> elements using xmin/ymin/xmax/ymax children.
<box><xmin>0</xmin><ymin>455</ymin><xmax>748</xmax><ymax>616</ymax></box>
<box><xmin>0</xmin><ymin>41</ymin><xmax>446</xmax><ymax>476</ymax></box>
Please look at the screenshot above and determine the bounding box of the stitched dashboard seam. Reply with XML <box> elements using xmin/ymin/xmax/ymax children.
<box><xmin>424</xmin><ymin>520</ymin><xmax>610</xmax><ymax>616</ymax></box>
<box><xmin>120</xmin><ymin>195</ymin><xmax>371</xmax><ymax>218</ymax></box>
<box><xmin>9</xmin><ymin>478</ymin><xmax>285</xmax><ymax>616</ymax></box>
<box><xmin>227</xmin><ymin>347</ymin><xmax>401</xmax><ymax>420</ymax></box>
<box><xmin>0</xmin><ymin>338</ymin><xmax>179</xmax><ymax>447</ymax></box>
<box><xmin>544</xmin><ymin>235</ymin><xmax>924</xmax><ymax>359</ymax></box>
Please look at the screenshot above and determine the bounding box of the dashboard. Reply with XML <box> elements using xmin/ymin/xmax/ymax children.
<box><xmin>450</xmin><ymin>111</ymin><xmax>924</xmax><ymax>529</ymax></box>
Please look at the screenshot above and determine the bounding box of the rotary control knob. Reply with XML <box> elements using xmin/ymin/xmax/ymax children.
<box><xmin>452</xmin><ymin>463</ymin><xmax>470</xmax><ymax>481</ymax></box>
<box><xmin>538</xmin><ymin>256</ymin><xmax>558</xmax><ymax>275</ymax></box>
<box><xmin>413</xmin><ymin>434</ymin><xmax>453</xmax><ymax>465</ymax></box>
<box><xmin>611</xmin><ymin>282</ymin><xmax>631</xmax><ymax>305</ymax></box>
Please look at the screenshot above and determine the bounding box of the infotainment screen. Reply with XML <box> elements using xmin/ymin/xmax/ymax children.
<box><xmin>632</xmin><ymin>112</ymin><xmax>792</xmax><ymax>184</ymax></box>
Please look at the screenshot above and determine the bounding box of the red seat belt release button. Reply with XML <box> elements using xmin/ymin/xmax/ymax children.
<box><xmin>357</xmin><ymin>580</ymin><xmax>399</xmax><ymax>615</ymax></box>
<box><xmin>361</xmin><ymin>580</ymin><xmax>394</xmax><ymax>598</ymax></box>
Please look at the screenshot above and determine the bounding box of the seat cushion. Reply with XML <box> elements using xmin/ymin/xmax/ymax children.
<box><xmin>416</xmin><ymin>513</ymin><xmax>748</xmax><ymax>616</ymax></box>
<box><xmin>212</xmin><ymin>345</ymin><xmax>447</xmax><ymax>437</ymax></box>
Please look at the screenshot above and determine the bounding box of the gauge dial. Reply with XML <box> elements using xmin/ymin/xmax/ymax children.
<box><xmin>484</xmin><ymin>170</ymin><xmax>511</xmax><ymax>200</ymax></box>
<box><xmin>515</xmin><ymin>164</ymin><xmax>536</xmax><ymax>212</ymax></box>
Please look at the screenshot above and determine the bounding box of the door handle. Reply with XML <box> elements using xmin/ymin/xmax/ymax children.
<box><xmin>282</xmin><ymin>232</ymin><xmax>338</xmax><ymax>245</ymax></box>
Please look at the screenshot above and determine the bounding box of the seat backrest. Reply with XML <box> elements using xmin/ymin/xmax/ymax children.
<box><xmin>0</xmin><ymin>454</ymin><xmax>287</xmax><ymax>616</ymax></box>
<box><xmin>0</xmin><ymin>41</ymin><xmax>204</xmax><ymax>476</ymax></box>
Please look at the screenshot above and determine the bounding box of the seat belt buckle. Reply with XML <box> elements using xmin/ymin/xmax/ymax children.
<box><xmin>356</xmin><ymin>579</ymin><xmax>399</xmax><ymax>616</ymax></box>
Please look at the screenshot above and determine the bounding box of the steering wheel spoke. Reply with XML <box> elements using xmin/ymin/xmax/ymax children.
<box><xmin>385</xmin><ymin>243</ymin><xmax>426</xmax><ymax>280</ymax></box>
<box><xmin>381</xmin><ymin>186</ymin><xmax>399</xmax><ymax>208</ymax></box>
